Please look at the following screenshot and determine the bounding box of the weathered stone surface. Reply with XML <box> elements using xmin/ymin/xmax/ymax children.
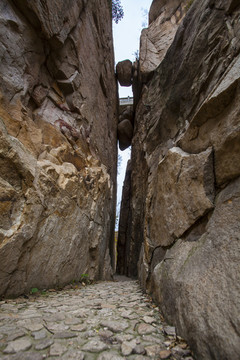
<box><xmin>145</xmin><ymin>146</ymin><xmax>214</xmax><ymax>261</ymax></box>
<box><xmin>53</xmin><ymin>331</ymin><xmax>77</xmax><ymax>339</ymax></box>
<box><xmin>35</xmin><ymin>339</ymin><xmax>54</xmax><ymax>350</ymax></box>
<box><xmin>3</xmin><ymin>337</ymin><xmax>32</xmax><ymax>353</ymax></box>
<box><xmin>1</xmin><ymin>353</ymin><xmax>44</xmax><ymax>360</ymax></box>
<box><xmin>149</xmin><ymin>0</ymin><xmax>188</xmax><ymax>24</ymax></box>
<box><xmin>159</xmin><ymin>350</ymin><xmax>171</xmax><ymax>359</ymax></box>
<box><xmin>117</xmin><ymin>119</ymin><xmax>133</xmax><ymax>151</ymax></box>
<box><xmin>98</xmin><ymin>352</ymin><xmax>124</xmax><ymax>360</ymax></box>
<box><xmin>32</xmin><ymin>330</ymin><xmax>47</xmax><ymax>340</ymax></box>
<box><xmin>121</xmin><ymin>341</ymin><xmax>133</xmax><ymax>356</ymax></box>
<box><xmin>62</xmin><ymin>350</ymin><xmax>85</xmax><ymax>360</ymax></box>
<box><xmin>100</xmin><ymin>320</ymin><xmax>129</xmax><ymax>333</ymax></box>
<box><xmin>0</xmin><ymin>0</ymin><xmax>118</xmax><ymax>297</ymax></box>
<box><xmin>133</xmin><ymin>344</ymin><xmax>146</xmax><ymax>355</ymax></box>
<box><xmin>140</xmin><ymin>0</ymin><xmax>188</xmax><ymax>81</ymax></box>
<box><xmin>116</xmin><ymin>60</ymin><xmax>133</xmax><ymax>87</ymax></box>
<box><xmin>118</xmin><ymin>0</ymin><xmax>240</xmax><ymax>358</ymax></box>
<box><xmin>152</xmin><ymin>177</ymin><xmax>240</xmax><ymax>359</ymax></box>
<box><xmin>143</xmin><ymin>316</ymin><xmax>155</xmax><ymax>324</ymax></box>
<box><xmin>82</xmin><ymin>339</ymin><xmax>108</xmax><ymax>353</ymax></box>
<box><xmin>138</xmin><ymin>323</ymin><xmax>156</xmax><ymax>335</ymax></box>
<box><xmin>145</xmin><ymin>344</ymin><xmax>161</xmax><ymax>357</ymax></box>
<box><xmin>49</xmin><ymin>342</ymin><xmax>68</xmax><ymax>356</ymax></box>
<box><xmin>11</xmin><ymin>0</ymin><xmax>84</xmax><ymax>46</ymax></box>
<box><xmin>178</xmin><ymin>54</ymin><xmax>240</xmax><ymax>187</ymax></box>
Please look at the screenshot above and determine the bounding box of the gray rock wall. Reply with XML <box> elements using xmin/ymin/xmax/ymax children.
<box><xmin>0</xmin><ymin>0</ymin><xmax>118</xmax><ymax>297</ymax></box>
<box><xmin>118</xmin><ymin>0</ymin><xmax>240</xmax><ymax>358</ymax></box>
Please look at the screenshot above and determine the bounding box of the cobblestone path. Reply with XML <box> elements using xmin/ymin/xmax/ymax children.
<box><xmin>0</xmin><ymin>278</ymin><xmax>194</xmax><ymax>360</ymax></box>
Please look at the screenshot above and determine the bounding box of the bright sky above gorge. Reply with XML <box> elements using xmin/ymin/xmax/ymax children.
<box><xmin>113</xmin><ymin>0</ymin><xmax>153</xmax><ymax>226</ymax></box>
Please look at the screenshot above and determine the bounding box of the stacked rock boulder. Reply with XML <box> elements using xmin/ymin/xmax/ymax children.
<box><xmin>116</xmin><ymin>60</ymin><xmax>134</xmax><ymax>150</ymax></box>
<box><xmin>117</xmin><ymin>106</ymin><xmax>134</xmax><ymax>151</ymax></box>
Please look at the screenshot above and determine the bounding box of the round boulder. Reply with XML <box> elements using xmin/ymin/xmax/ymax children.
<box><xmin>116</xmin><ymin>60</ymin><xmax>133</xmax><ymax>86</ymax></box>
<box><xmin>122</xmin><ymin>106</ymin><xmax>134</xmax><ymax>124</ymax></box>
<box><xmin>117</xmin><ymin>119</ymin><xmax>133</xmax><ymax>150</ymax></box>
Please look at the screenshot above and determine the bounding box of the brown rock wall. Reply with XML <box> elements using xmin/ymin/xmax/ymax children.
<box><xmin>140</xmin><ymin>0</ymin><xmax>188</xmax><ymax>82</ymax></box>
<box><xmin>118</xmin><ymin>0</ymin><xmax>240</xmax><ymax>358</ymax></box>
<box><xmin>0</xmin><ymin>0</ymin><xmax>118</xmax><ymax>297</ymax></box>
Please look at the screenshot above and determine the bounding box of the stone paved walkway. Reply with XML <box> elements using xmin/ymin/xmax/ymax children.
<box><xmin>0</xmin><ymin>278</ymin><xmax>194</xmax><ymax>360</ymax></box>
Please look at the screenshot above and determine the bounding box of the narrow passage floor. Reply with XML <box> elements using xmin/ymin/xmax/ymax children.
<box><xmin>0</xmin><ymin>278</ymin><xmax>194</xmax><ymax>360</ymax></box>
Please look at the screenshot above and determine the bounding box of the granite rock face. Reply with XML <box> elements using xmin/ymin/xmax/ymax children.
<box><xmin>0</xmin><ymin>0</ymin><xmax>118</xmax><ymax>297</ymax></box>
<box><xmin>118</xmin><ymin>0</ymin><xmax>240</xmax><ymax>358</ymax></box>
<box><xmin>140</xmin><ymin>0</ymin><xmax>188</xmax><ymax>82</ymax></box>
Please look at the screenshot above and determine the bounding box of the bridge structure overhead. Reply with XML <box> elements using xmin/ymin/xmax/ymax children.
<box><xmin>119</xmin><ymin>97</ymin><xmax>133</xmax><ymax>114</ymax></box>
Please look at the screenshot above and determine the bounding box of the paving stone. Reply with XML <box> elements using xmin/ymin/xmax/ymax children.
<box><xmin>19</xmin><ymin>310</ymin><xmax>42</xmax><ymax>319</ymax></box>
<box><xmin>145</xmin><ymin>344</ymin><xmax>162</xmax><ymax>357</ymax></box>
<box><xmin>44</xmin><ymin>313</ymin><xmax>66</xmax><ymax>322</ymax></box>
<box><xmin>133</xmin><ymin>344</ymin><xmax>146</xmax><ymax>355</ymax></box>
<box><xmin>143</xmin><ymin>316</ymin><xmax>156</xmax><ymax>324</ymax></box>
<box><xmin>45</xmin><ymin>323</ymin><xmax>69</xmax><ymax>332</ymax></box>
<box><xmin>163</xmin><ymin>326</ymin><xmax>176</xmax><ymax>336</ymax></box>
<box><xmin>16</xmin><ymin>320</ymin><xmax>43</xmax><ymax>332</ymax></box>
<box><xmin>6</xmin><ymin>331</ymin><xmax>26</xmax><ymax>342</ymax></box>
<box><xmin>172</xmin><ymin>346</ymin><xmax>192</xmax><ymax>357</ymax></box>
<box><xmin>61</xmin><ymin>350</ymin><xmax>85</xmax><ymax>360</ymax></box>
<box><xmin>97</xmin><ymin>351</ymin><xmax>125</xmax><ymax>359</ymax></box>
<box><xmin>121</xmin><ymin>341</ymin><xmax>133</xmax><ymax>356</ymax></box>
<box><xmin>32</xmin><ymin>329</ymin><xmax>47</xmax><ymax>340</ymax></box>
<box><xmin>138</xmin><ymin>323</ymin><xmax>156</xmax><ymax>335</ymax></box>
<box><xmin>98</xmin><ymin>329</ymin><xmax>114</xmax><ymax>339</ymax></box>
<box><xmin>142</xmin><ymin>334</ymin><xmax>165</xmax><ymax>344</ymax></box>
<box><xmin>128</xmin><ymin>355</ymin><xmax>150</xmax><ymax>360</ymax></box>
<box><xmin>82</xmin><ymin>339</ymin><xmax>109</xmax><ymax>352</ymax></box>
<box><xmin>114</xmin><ymin>334</ymin><xmax>134</xmax><ymax>344</ymax></box>
<box><xmin>101</xmin><ymin>304</ymin><xmax>116</xmax><ymax>309</ymax></box>
<box><xmin>3</xmin><ymin>337</ymin><xmax>32</xmax><ymax>353</ymax></box>
<box><xmin>35</xmin><ymin>338</ymin><xmax>54</xmax><ymax>350</ymax></box>
<box><xmin>53</xmin><ymin>331</ymin><xmax>78</xmax><ymax>339</ymax></box>
<box><xmin>71</xmin><ymin>324</ymin><xmax>87</xmax><ymax>332</ymax></box>
<box><xmin>49</xmin><ymin>342</ymin><xmax>68</xmax><ymax>356</ymax></box>
<box><xmin>159</xmin><ymin>349</ymin><xmax>172</xmax><ymax>359</ymax></box>
<box><xmin>121</xmin><ymin>310</ymin><xmax>138</xmax><ymax>320</ymax></box>
<box><xmin>65</xmin><ymin>318</ymin><xmax>82</xmax><ymax>325</ymax></box>
<box><xmin>2</xmin><ymin>352</ymin><xmax>44</xmax><ymax>360</ymax></box>
<box><xmin>101</xmin><ymin>320</ymin><xmax>129</xmax><ymax>333</ymax></box>
<box><xmin>70</xmin><ymin>310</ymin><xmax>88</xmax><ymax>318</ymax></box>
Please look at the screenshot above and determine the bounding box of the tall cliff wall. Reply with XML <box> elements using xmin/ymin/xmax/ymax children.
<box><xmin>0</xmin><ymin>0</ymin><xmax>118</xmax><ymax>297</ymax></box>
<box><xmin>118</xmin><ymin>0</ymin><xmax>240</xmax><ymax>358</ymax></box>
